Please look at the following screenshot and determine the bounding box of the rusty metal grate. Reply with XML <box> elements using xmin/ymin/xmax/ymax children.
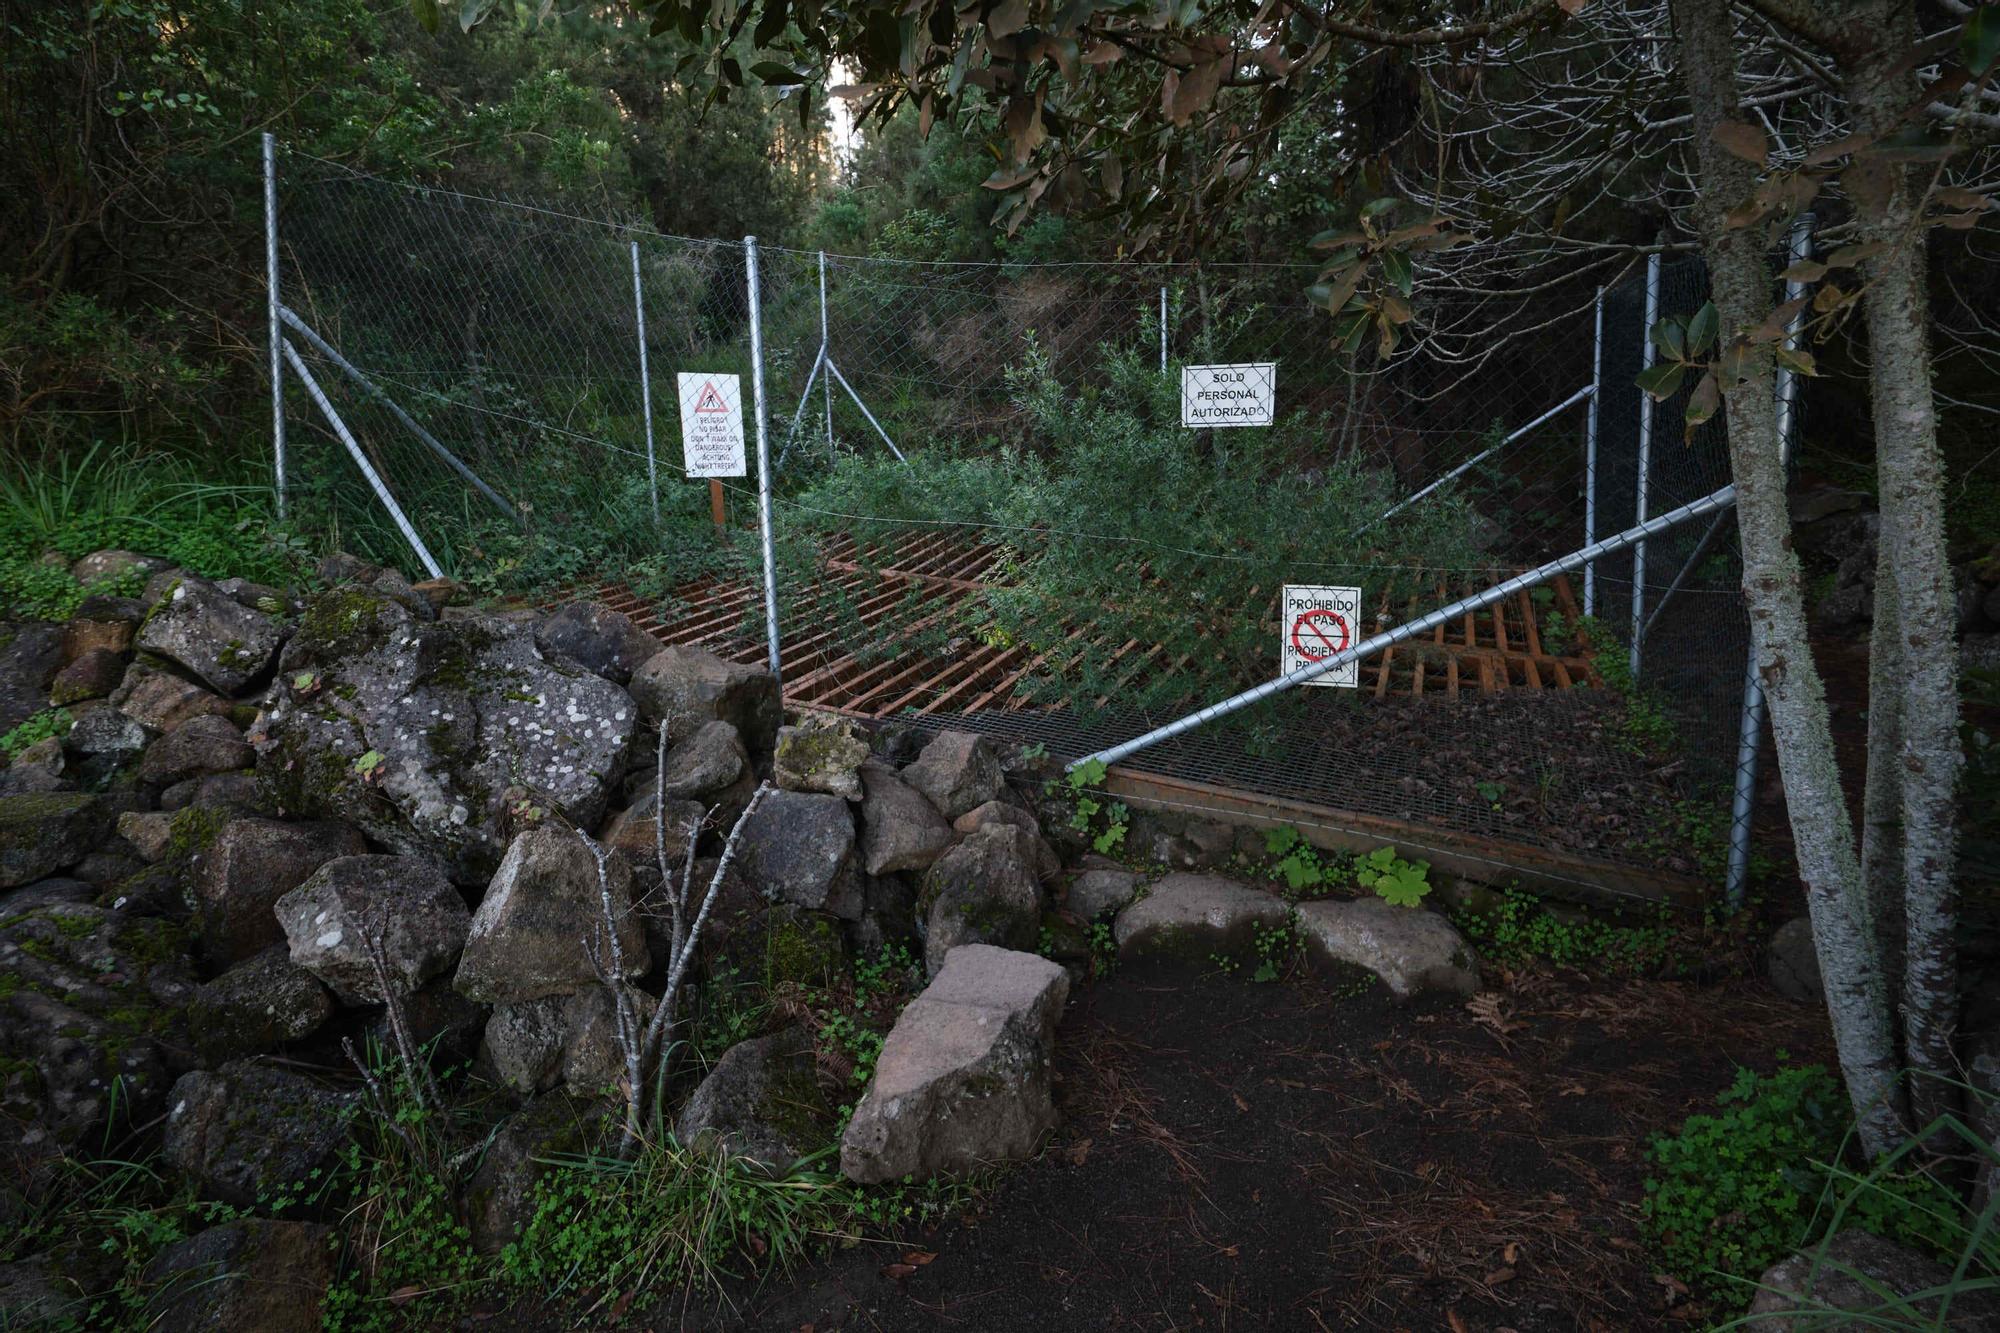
<box><xmin>575</xmin><ymin>537</ymin><xmax>1601</xmax><ymax>719</ymax></box>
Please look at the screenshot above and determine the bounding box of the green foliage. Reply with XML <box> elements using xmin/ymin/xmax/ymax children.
<box><xmin>1</xmin><ymin>707</ymin><xmax>72</xmax><ymax>761</ymax></box>
<box><xmin>1249</xmin><ymin>918</ymin><xmax>1301</xmax><ymax>983</ymax></box>
<box><xmin>1643</xmin><ymin>1065</ymin><xmax>1993</xmax><ymax>1304</ymax></box>
<box><xmin>1355</xmin><ymin>845</ymin><xmax>1432</xmax><ymax>907</ymax></box>
<box><xmin>1058</xmin><ymin>759</ymin><xmax>1131</xmax><ymax>856</ymax></box>
<box><xmin>1453</xmin><ymin>886</ymin><xmax>1676</xmax><ymax>976</ymax></box>
<box><xmin>784</xmin><ymin>341</ymin><xmax>1479</xmax><ymax>716</ymax></box>
<box><xmin>1577</xmin><ymin>616</ymin><xmax>1678</xmax><ymax>754</ymax></box>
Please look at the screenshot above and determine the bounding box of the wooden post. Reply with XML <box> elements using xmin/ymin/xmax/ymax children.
<box><xmin>709</xmin><ymin>478</ymin><xmax>726</xmax><ymax>535</ymax></box>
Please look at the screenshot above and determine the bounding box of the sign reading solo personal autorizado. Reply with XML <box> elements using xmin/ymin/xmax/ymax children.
<box><xmin>1181</xmin><ymin>362</ymin><xmax>1276</xmax><ymax>428</ymax></box>
<box><xmin>676</xmin><ymin>372</ymin><xmax>746</xmax><ymax>478</ymax></box>
<box><xmin>1281</xmin><ymin>584</ymin><xmax>1362</xmax><ymax>688</ymax></box>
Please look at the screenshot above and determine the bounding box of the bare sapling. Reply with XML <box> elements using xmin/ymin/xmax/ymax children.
<box><xmin>577</xmin><ymin>724</ymin><xmax>772</xmax><ymax>1152</ymax></box>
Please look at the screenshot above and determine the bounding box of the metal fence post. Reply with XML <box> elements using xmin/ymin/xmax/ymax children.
<box><xmin>745</xmin><ymin>236</ymin><xmax>783</xmax><ymax>685</ymax></box>
<box><xmin>1629</xmin><ymin>252</ymin><xmax>1662</xmax><ymax>679</ymax></box>
<box><xmin>631</xmin><ymin>241</ymin><xmax>661</xmax><ymax>526</ymax></box>
<box><xmin>263</xmin><ymin>133</ymin><xmax>286</xmax><ymax>520</ymax></box>
<box><xmin>819</xmin><ymin>251</ymin><xmax>834</xmax><ymax>460</ymax></box>
<box><xmin>1583</xmin><ymin>284</ymin><xmax>1604</xmax><ymax>617</ymax></box>
<box><xmin>1725</xmin><ymin>211</ymin><xmax>1813</xmax><ymax>906</ymax></box>
<box><xmin>1160</xmin><ymin>285</ymin><xmax>1169</xmax><ymax>374</ymax></box>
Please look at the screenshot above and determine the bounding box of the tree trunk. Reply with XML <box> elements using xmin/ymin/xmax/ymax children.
<box><xmin>1669</xmin><ymin>0</ymin><xmax>1906</xmax><ymax>1157</ymax></box>
<box><xmin>1837</xmin><ymin>0</ymin><xmax>1963</xmax><ymax>1135</ymax></box>
<box><xmin>1861</xmin><ymin>556</ymin><xmax>1906</xmax><ymax>989</ymax></box>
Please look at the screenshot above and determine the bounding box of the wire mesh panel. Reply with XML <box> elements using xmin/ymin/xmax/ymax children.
<box><xmin>273</xmin><ymin>151</ymin><xmax>1756</xmax><ymax>900</ymax></box>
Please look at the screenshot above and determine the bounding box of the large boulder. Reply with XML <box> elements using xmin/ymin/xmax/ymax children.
<box><xmin>140</xmin><ymin>1219</ymin><xmax>333</xmax><ymax>1333</ymax></box>
<box><xmin>840</xmin><ymin>945</ymin><xmax>1067</xmax><ymax>1183</ymax></box>
<box><xmin>0</xmin><ymin>904</ymin><xmax>193</xmax><ymax>1147</ymax></box>
<box><xmin>858</xmin><ymin>761</ymin><xmax>953</xmax><ymax>876</ymax></box>
<box><xmin>628</xmin><ymin>645</ymin><xmax>781</xmax><ymax>752</ymax></box>
<box><xmin>136</xmin><ymin>576</ymin><xmax>285</xmax><ymax>696</ymax></box>
<box><xmin>0</xmin><ymin>623</ymin><xmax>65</xmax><ymax>734</ymax></box>
<box><xmin>678</xmin><ymin>1027</ymin><xmax>832</xmax><ymax>1171</ymax></box>
<box><xmin>189</xmin><ymin>946</ymin><xmax>337</xmax><ymax>1062</ymax></box>
<box><xmin>163</xmin><ymin>1062</ymin><xmax>359</xmax><ymax>1211</ymax></box>
<box><xmin>0</xmin><ymin>735</ymin><xmax>68</xmax><ymax>795</ymax></box>
<box><xmin>135</xmin><ymin>713</ymin><xmax>254</xmax><ymax>788</ymax></box>
<box><xmin>1113</xmin><ymin>873</ymin><xmax>1289</xmax><ymax>962</ymax></box>
<box><xmin>657</xmin><ymin>719</ymin><xmax>752</xmax><ymax>803</ymax></box>
<box><xmin>255</xmin><ymin>591</ymin><xmax>638</xmax><ymax>884</ymax></box>
<box><xmin>600</xmin><ymin>784</ymin><xmax>707</xmax><ymax>867</ymax></box>
<box><xmin>462</xmin><ymin>1094</ymin><xmax>608</xmax><ymax>1254</ymax></box>
<box><xmin>534</xmin><ymin>601</ymin><xmax>661</xmax><ymax>686</ymax></box>
<box><xmin>71</xmin><ymin>549</ymin><xmax>168</xmax><ymax>587</ymax></box>
<box><xmin>1067</xmin><ymin>866</ymin><xmax>1142</xmax><ymax>920</ymax></box>
<box><xmin>110</xmin><ymin>664</ymin><xmax>232</xmax><ymax>732</ymax></box>
<box><xmin>919</xmin><ymin>823</ymin><xmax>1043</xmax><ymax>973</ymax></box>
<box><xmin>900</xmin><ymin>730</ymin><xmax>1003</xmax><ymax>821</ymax></box>
<box><xmin>1294</xmin><ymin>897</ymin><xmax>1480</xmax><ymax>1000</ymax></box>
<box><xmin>1748</xmin><ymin>1230</ymin><xmax>2000</xmax><ymax>1329</ymax></box>
<box><xmin>478</xmin><ymin>996</ymin><xmax>569</xmax><ymax>1095</ymax></box>
<box><xmin>191</xmin><ymin>818</ymin><xmax>368</xmax><ymax>965</ymax></box>
<box><xmin>60</xmin><ymin>704</ymin><xmax>150</xmax><ymax>783</ymax></box>
<box><xmin>952</xmin><ymin>801</ymin><xmax>1059</xmax><ymax>881</ymax></box>
<box><xmin>0</xmin><ymin>791</ymin><xmax>108</xmax><ymax>888</ymax></box>
<box><xmin>275</xmin><ymin>854</ymin><xmax>471</xmax><ymax>1004</ymax></box>
<box><xmin>772</xmin><ymin>714</ymin><xmax>870</xmax><ymax>801</ymax></box>
<box><xmin>454</xmin><ymin>826</ymin><xmax>649</xmax><ymax>1004</ymax></box>
<box><xmin>736</xmin><ymin>789</ymin><xmax>861</xmax><ymax>919</ymax></box>
<box><xmin>48</xmin><ymin>647</ymin><xmax>126</xmax><ymax>706</ymax></box>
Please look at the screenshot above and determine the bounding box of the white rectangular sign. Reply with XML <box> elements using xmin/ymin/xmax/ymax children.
<box><xmin>676</xmin><ymin>372</ymin><xmax>747</xmax><ymax>478</ymax></box>
<box><xmin>1281</xmin><ymin>584</ymin><xmax>1362</xmax><ymax>688</ymax></box>
<box><xmin>1181</xmin><ymin>362</ymin><xmax>1276</xmax><ymax>428</ymax></box>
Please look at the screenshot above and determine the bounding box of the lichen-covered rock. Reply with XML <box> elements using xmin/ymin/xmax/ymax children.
<box><xmin>62</xmin><ymin>596</ymin><xmax>144</xmax><ymax>663</ymax></box>
<box><xmin>952</xmin><ymin>801</ymin><xmax>1059</xmax><ymax>881</ymax></box>
<box><xmin>48</xmin><ymin>647</ymin><xmax>125</xmax><ymax>706</ymax></box>
<box><xmin>1294</xmin><ymin>897</ymin><xmax>1480</xmax><ymax>1001</ymax></box>
<box><xmin>140</xmin><ymin>1218</ymin><xmax>333</xmax><ymax>1333</ymax></box>
<box><xmin>900</xmin><ymin>730</ymin><xmax>1003</xmax><ymax>821</ymax></box>
<box><xmin>479</xmin><ymin>996</ymin><xmax>567</xmax><ymax>1095</ymax></box>
<box><xmin>276</xmin><ymin>854</ymin><xmax>471</xmax><ymax>1004</ymax></box>
<box><xmin>1113</xmin><ymin>874</ymin><xmax>1288</xmax><ymax>962</ymax></box>
<box><xmin>0</xmin><ymin>1254</ymin><xmax>93</xmax><ymax>1328</ymax></box>
<box><xmin>534</xmin><ymin>601</ymin><xmax>661</xmax><ymax>686</ymax></box>
<box><xmin>255</xmin><ymin>590</ymin><xmax>637</xmax><ymax>884</ymax></box>
<box><xmin>60</xmin><ymin>705</ymin><xmax>150</xmax><ymax>784</ymax></box>
<box><xmin>0</xmin><ymin>622</ymin><xmax>65</xmax><ymax>735</ymax></box>
<box><xmin>628</xmin><ymin>645</ymin><xmax>781</xmax><ymax>751</ymax></box>
<box><xmin>1748</xmin><ymin>1230</ymin><xmax>2000</xmax><ymax>1329</ymax></box>
<box><xmin>374</xmin><ymin>979</ymin><xmax>486</xmax><ymax>1072</ymax></box>
<box><xmin>920</xmin><ymin>823</ymin><xmax>1043</xmax><ymax>973</ymax></box>
<box><xmin>773</xmin><ymin>714</ymin><xmax>869</xmax><ymax>801</ymax></box>
<box><xmin>0</xmin><ymin>904</ymin><xmax>192</xmax><ymax>1148</ymax></box>
<box><xmin>678</xmin><ymin>1027</ymin><xmax>832</xmax><ymax>1170</ymax></box>
<box><xmin>191</xmin><ymin>818</ymin><xmax>368</xmax><ymax>966</ymax></box>
<box><xmin>136</xmin><ymin>576</ymin><xmax>284</xmax><ymax>696</ymax></box>
<box><xmin>159</xmin><ymin>770</ymin><xmax>262</xmax><ymax>816</ymax></box>
<box><xmin>840</xmin><ymin>945</ymin><xmax>1067</xmax><ymax>1184</ymax></box>
<box><xmin>658</xmin><ymin>719</ymin><xmax>752</xmax><ymax>803</ymax></box>
<box><xmin>600</xmin><ymin>784</ymin><xmax>707</xmax><ymax>866</ymax></box>
<box><xmin>560</xmin><ymin>985</ymin><xmax>656</xmax><ymax>1095</ymax></box>
<box><xmin>110</xmin><ymin>664</ymin><xmax>232</xmax><ymax>732</ymax></box>
<box><xmin>1067</xmin><ymin>867</ymin><xmax>1141</xmax><ymax>920</ymax></box>
<box><xmin>189</xmin><ymin>946</ymin><xmax>337</xmax><ymax>1062</ymax></box>
<box><xmin>118</xmin><ymin>809</ymin><xmax>178</xmax><ymax>863</ymax></box>
<box><xmin>454</xmin><ymin>826</ymin><xmax>649</xmax><ymax>1004</ymax></box>
<box><xmin>736</xmin><ymin>790</ymin><xmax>861</xmax><ymax>919</ymax></box>
<box><xmin>163</xmin><ymin>1062</ymin><xmax>358</xmax><ymax>1210</ymax></box>
<box><xmin>0</xmin><ymin>736</ymin><xmax>67</xmax><ymax>796</ymax></box>
<box><xmin>463</xmin><ymin>1094</ymin><xmax>607</xmax><ymax>1255</ymax></box>
<box><xmin>136</xmin><ymin>713</ymin><xmax>254</xmax><ymax>788</ymax></box>
<box><xmin>858</xmin><ymin>761</ymin><xmax>953</xmax><ymax>876</ymax></box>
<box><xmin>0</xmin><ymin>791</ymin><xmax>108</xmax><ymax>888</ymax></box>
<box><xmin>70</xmin><ymin>549</ymin><xmax>168</xmax><ymax>587</ymax></box>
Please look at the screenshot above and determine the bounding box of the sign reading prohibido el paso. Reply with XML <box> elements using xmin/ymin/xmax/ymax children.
<box><xmin>1180</xmin><ymin>362</ymin><xmax>1276</xmax><ymax>428</ymax></box>
<box><xmin>676</xmin><ymin>372</ymin><xmax>747</xmax><ymax>477</ymax></box>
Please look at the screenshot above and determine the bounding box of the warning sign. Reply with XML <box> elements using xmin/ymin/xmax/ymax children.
<box><xmin>1181</xmin><ymin>362</ymin><xmax>1276</xmax><ymax>428</ymax></box>
<box><xmin>676</xmin><ymin>372</ymin><xmax>746</xmax><ymax>478</ymax></box>
<box><xmin>1281</xmin><ymin>584</ymin><xmax>1362</xmax><ymax>688</ymax></box>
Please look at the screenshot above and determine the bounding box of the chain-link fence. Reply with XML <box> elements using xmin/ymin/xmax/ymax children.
<box><xmin>272</xmin><ymin>144</ymin><xmax>1764</xmax><ymax>904</ymax></box>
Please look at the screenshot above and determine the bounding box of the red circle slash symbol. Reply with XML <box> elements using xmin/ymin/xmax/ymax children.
<box><xmin>1290</xmin><ymin>609</ymin><xmax>1350</xmax><ymax>662</ymax></box>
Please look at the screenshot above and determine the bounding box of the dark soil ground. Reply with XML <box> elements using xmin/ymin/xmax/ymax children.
<box><xmin>581</xmin><ymin>960</ymin><xmax>1834</xmax><ymax>1333</ymax></box>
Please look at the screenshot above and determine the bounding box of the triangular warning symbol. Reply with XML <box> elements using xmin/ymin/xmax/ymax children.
<box><xmin>692</xmin><ymin>381</ymin><xmax>730</xmax><ymax>414</ymax></box>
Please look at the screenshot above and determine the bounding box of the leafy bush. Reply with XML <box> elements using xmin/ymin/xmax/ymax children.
<box><xmin>1</xmin><ymin>707</ymin><xmax>72</xmax><ymax>761</ymax></box>
<box><xmin>1453</xmin><ymin>885</ymin><xmax>1675</xmax><ymax>976</ymax></box>
<box><xmin>782</xmin><ymin>339</ymin><xmax>1480</xmax><ymax>715</ymax></box>
<box><xmin>1643</xmin><ymin>1064</ymin><xmax>1984</xmax><ymax>1300</ymax></box>
<box><xmin>1355</xmin><ymin>845</ymin><xmax>1431</xmax><ymax>907</ymax></box>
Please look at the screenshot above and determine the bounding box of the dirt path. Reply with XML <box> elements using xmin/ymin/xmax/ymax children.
<box><xmin>641</xmin><ymin>963</ymin><xmax>1831</xmax><ymax>1333</ymax></box>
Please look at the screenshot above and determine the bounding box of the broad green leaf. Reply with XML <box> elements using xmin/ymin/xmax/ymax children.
<box><xmin>1635</xmin><ymin>362</ymin><xmax>1687</xmax><ymax>401</ymax></box>
<box><xmin>1648</xmin><ymin>317</ymin><xmax>1686</xmax><ymax>362</ymax></box>
<box><xmin>1684</xmin><ymin>371</ymin><xmax>1720</xmax><ymax>430</ymax></box>
<box><xmin>1774</xmin><ymin>345</ymin><xmax>1817</xmax><ymax>377</ymax></box>
<box><xmin>411</xmin><ymin>0</ymin><xmax>440</xmax><ymax>32</ymax></box>
<box><xmin>751</xmin><ymin>60</ymin><xmax>802</xmax><ymax>84</ymax></box>
<box><xmin>1685</xmin><ymin>302</ymin><xmax>1719</xmax><ymax>357</ymax></box>
<box><xmin>1379</xmin><ymin>248</ymin><xmax>1413</xmax><ymax>296</ymax></box>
